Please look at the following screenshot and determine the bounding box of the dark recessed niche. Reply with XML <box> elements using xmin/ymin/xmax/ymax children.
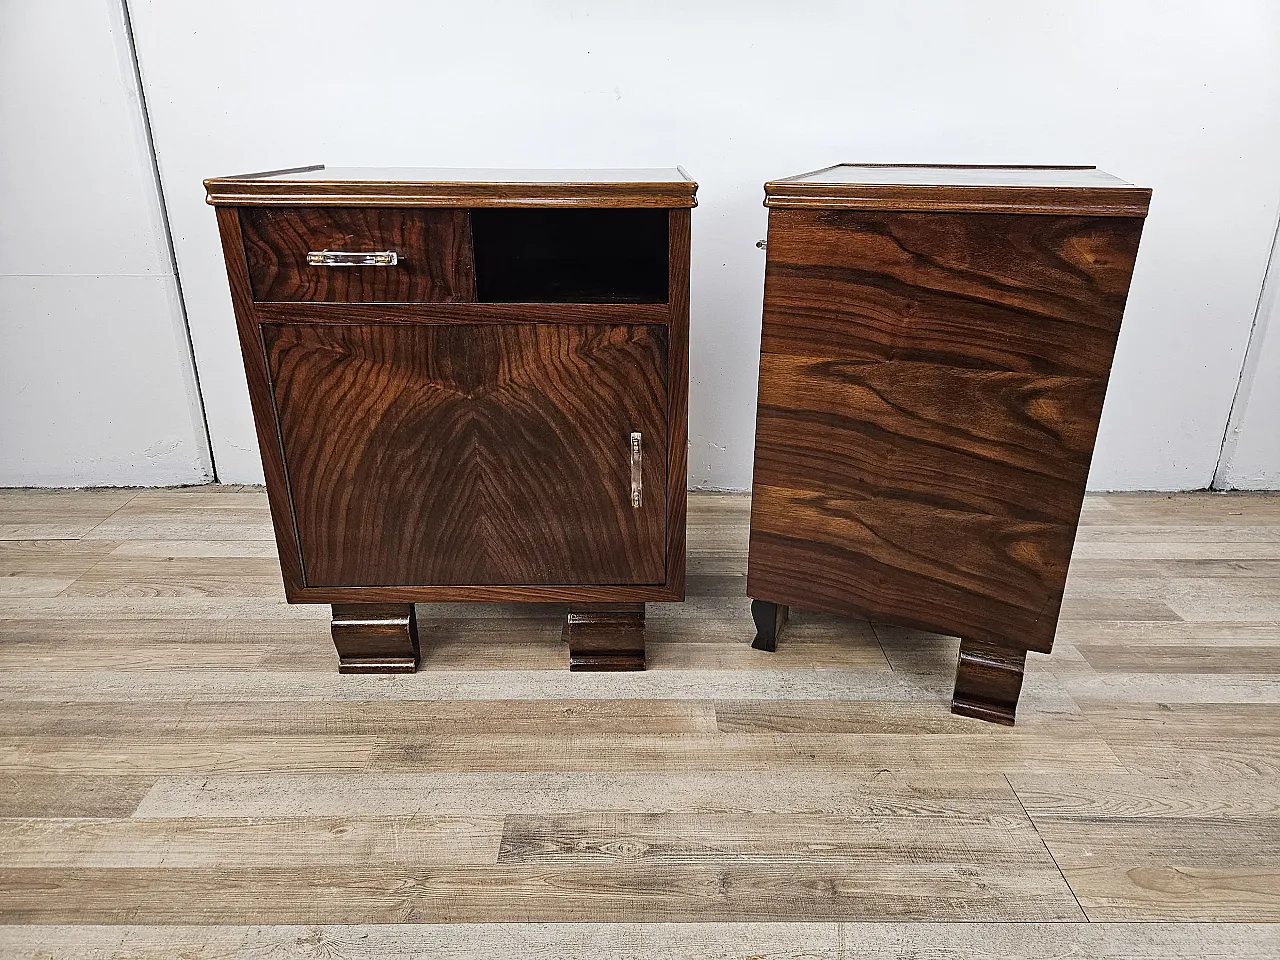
<box><xmin>470</xmin><ymin>208</ymin><xmax>668</xmax><ymax>303</ymax></box>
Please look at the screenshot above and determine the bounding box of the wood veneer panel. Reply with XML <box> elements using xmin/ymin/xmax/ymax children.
<box><xmin>263</xmin><ymin>322</ymin><xmax>667</xmax><ymax>587</ymax></box>
<box><xmin>205</xmin><ymin>165</ymin><xmax>698</xmax><ymax>208</ymax></box>
<box><xmin>665</xmin><ymin>208</ymin><xmax>691</xmax><ymax>599</ymax></box>
<box><xmin>239</xmin><ymin>207</ymin><xmax>475</xmax><ymax>303</ymax></box>
<box><xmin>748</xmin><ymin>208</ymin><xmax>1146</xmax><ymax>659</ymax></box>
<box><xmin>764</xmin><ymin>163</ymin><xmax>1151</xmax><ymax>216</ymax></box>
<box><xmin>253</xmin><ymin>302</ymin><xmax>670</xmax><ymax>325</ymax></box>
<box><xmin>758</xmin><ymin>210</ymin><xmax>1143</xmax><ymax>376</ymax></box>
<box><xmin>213</xmin><ymin>207</ymin><xmax>306</xmax><ymax>596</ymax></box>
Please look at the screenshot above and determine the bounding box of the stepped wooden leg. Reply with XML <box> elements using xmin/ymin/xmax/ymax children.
<box><xmin>564</xmin><ymin>603</ymin><xmax>645</xmax><ymax>671</ymax></box>
<box><xmin>330</xmin><ymin>603</ymin><xmax>420</xmax><ymax>674</ymax></box>
<box><xmin>951</xmin><ymin>637</ymin><xmax>1027</xmax><ymax>725</ymax></box>
<box><xmin>750</xmin><ymin>599</ymin><xmax>789</xmax><ymax>652</ymax></box>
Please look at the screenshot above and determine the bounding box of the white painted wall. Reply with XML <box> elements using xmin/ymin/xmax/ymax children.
<box><xmin>0</xmin><ymin>0</ymin><xmax>211</xmax><ymax>487</ymax></box>
<box><xmin>99</xmin><ymin>3</ymin><xmax>1280</xmax><ymax>488</ymax></box>
<box><xmin>1216</xmin><ymin>215</ymin><xmax>1280</xmax><ymax>489</ymax></box>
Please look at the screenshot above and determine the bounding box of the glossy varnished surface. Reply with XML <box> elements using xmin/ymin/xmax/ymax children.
<box><xmin>330</xmin><ymin>603</ymin><xmax>420</xmax><ymax>673</ymax></box>
<box><xmin>765</xmin><ymin>163</ymin><xmax>1151</xmax><ymax>215</ymax></box>
<box><xmin>239</xmin><ymin>207</ymin><xmax>475</xmax><ymax>302</ymax></box>
<box><xmin>264</xmin><ymin>323</ymin><xmax>668</xmax><ymax>588</ymax></box>
<box><xmin>749</xmin><ymin>208</ymin><xmax>1146</xmax><ymax>660</ymax></box>
<box><xmin>213</xmin><ymin>189</ymin><xmax>692</xmax><ymax>610</ymax></box>
<box><xmin>1</xmin><ymin>488</ymin><xmax>1279</xmax><ymax>947</ymax></box>
<box><xmin>206</xmin><ymin>165</ymin><xmax>698</xmax><ymax>208</ymax></box>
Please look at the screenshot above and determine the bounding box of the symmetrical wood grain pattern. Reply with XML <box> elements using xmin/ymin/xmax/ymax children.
<box><xmin>209</xmin><ymin>170</ymin><xmax>694</xmax><ymax>669</ymax></box>
<box><xmin>564</xmin><ymin>603</ymin><xmax>647</xmax><ymax>671</ymax></box>
<box><xmin>748</xmin><ymin>171</ymin><xmax>1148</xmax><ymax>724</ymax></box>
<box><xmin>206</xmin><ymin>165</ymin><xmax>699</xmax><ymax>208</ymax></box>
<box><xmin>264</xmin><ymin>322</ymin><xmax>668</xmax><ymax>588</ymax></box>
<box><xmin>2</xmin><ymin>487</ymin><xmax>1279</xmax><ymax>944</ymax></box>
<box><xmin>330</xmin><ymin>603</ymin><xmax>420</xmax><ymax>673</ymax></box>
<box><xmin>239</xmin><ymin>207</ymin><xmax>475</xmax><ymax>303</ymax></box>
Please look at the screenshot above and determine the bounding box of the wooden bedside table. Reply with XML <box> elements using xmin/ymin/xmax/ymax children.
<box><xmin>746</xmin><ymin>164</ymin><xmax>1150</xmax><ymax>723</ymax></box>
<box><xmin>206</xmin><ymin>165</ymin><xmax>695</xmax><ymax>673</ymax></box>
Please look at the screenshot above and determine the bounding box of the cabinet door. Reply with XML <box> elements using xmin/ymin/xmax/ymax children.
<box><xmin>263</xmin><ymin>322</ymin><xmax>667</xmax><ymax>587</ymax></box>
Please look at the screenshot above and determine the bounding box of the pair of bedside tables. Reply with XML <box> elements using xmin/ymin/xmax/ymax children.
<box><xmin>206</xmin><ymin>163</ymin><xmax>1150</xmax><ymax>724</ymax></box>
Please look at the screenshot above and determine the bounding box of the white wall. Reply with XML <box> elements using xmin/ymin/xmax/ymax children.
<box><xmin>0</xmin><ymin>0</ymin><xmax>211</xmax><ymax>487</ymax></box>
<box><xmin>86</xmin><ymin>2</ymin><xmax>1280</xmax><ymax>488</ymax></box>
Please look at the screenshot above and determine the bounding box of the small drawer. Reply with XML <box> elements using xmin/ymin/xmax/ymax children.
<box><xmin>238</xmin><ymin>207</ymin><xmax>476</xmax><ymax>303</ymax></box>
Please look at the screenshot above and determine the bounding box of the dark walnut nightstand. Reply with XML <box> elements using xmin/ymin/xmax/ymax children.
<box><xmin>746</xmin><ymin>164</ymin><xmax>1150</xmax><ymax>724</ymax></box>
<box><xmin>206</xmin><ymin>165</ymin><xmax>695</xmax><ymax>673</ymax></box>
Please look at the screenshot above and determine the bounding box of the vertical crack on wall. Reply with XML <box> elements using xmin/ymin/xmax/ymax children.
<box><xmin>118</xmin><ymin>0</ymin><xmax>218</xmax><ymax>482</ymax></box>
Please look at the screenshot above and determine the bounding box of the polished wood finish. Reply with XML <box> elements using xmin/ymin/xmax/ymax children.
<box><xmin>563</xmin><ymin>603</ymin><xmax>647</xmax><ymax>671</ymax></box>
<box><xmin>264</xmin><ymin>322</ymin><xmax>668</xmax><ymax>588</ymax></box>
<box><xmin>765</xmin><ymin>163</ymin><xmax>1152</xmax><ymax>216</ymax></box>
<box><xmin>750</xmin><ymin>599</ymin><xmax>788</xmax><ymax>652</ymax></box>
<box><xmin>205</xmin><ymin>165</ymin><xmax>698</xmax><ymax>208</ymax></box>
<box><xmin>3</xmin><ymin>487</ymin><xmax>1280</xmax><ymax>940</ymax></box>
<box><xmin>952</xmin><ymin>637</ymin><xmax>1027</xmax><ymax>726</ymax></box>
<box><xmin>330</xmin><ymin>602</ymin><xmax>420</xmax><ymax>673</ymax></box>
<box><xmin>239</xmin><ymin>207</ymin><xmax>475</xmax><ymax>302</ymax></box>
<box><xmin>253</xmin><ymin>301</ymin><xmax>670</xmax><ymax>326</ymax></box>
<box><xmin>748</xmin><ymin>165</ymin><xmax>1149</xmax><ymax>724</ymax></box>
<box><xmin>214</xmin><ymin>206</ymin><xmax>306</xmax><ymax>595</ymax></box>
<box><xmin>209</xmin><ymin>168</ymin><xmax>694</xmax><ymax>671</ymax></box>
<box><xmin>664</xmin><ymin>208</ymin><xmax>691</xmax><ymax>603</ymax></box>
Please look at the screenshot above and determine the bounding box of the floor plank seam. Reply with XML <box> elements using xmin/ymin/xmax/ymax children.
<box><xmin>54</xmin><ymin>551</ymin><xmax>121</xmax><ymax>599</ymax></box>
<box><xmin>77</xmin><ymin>489</ymin><xmax>143</xmax><ymax>540</ymax></box>
<box><xmin>4</xmin><ymin>490</ymin><xmax>1280</xmax><ymax>926</ymax></box>
<box><xmin>868</xmin><ymin>623</ymin><xmax>898</xmax><ymax>673</ymax></box>
<box><xmin>1005</xmin><ymin>773</ymin><xmax>1090</xmax><ymax>922</ymax></box>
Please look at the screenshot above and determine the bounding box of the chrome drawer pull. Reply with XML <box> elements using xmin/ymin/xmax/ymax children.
<box><xmin>306</xmin><ymin>250</ymin><xmax>399</xmax><ymax>267</ymax></box>
<box><xmin>630</xmin><ymin>432</ymin><xmax>642</xmax><ymax>508</ymax></box>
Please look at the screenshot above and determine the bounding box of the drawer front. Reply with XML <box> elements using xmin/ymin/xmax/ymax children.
<box><xmin>239</xmin><ymin>207</ymin><xmax>476</xmax><ymax>302</ymax></box>
<box><xmin>263</xmin><ymin>321</ymin><xmax>668</xmax><ymax>587</ymax></box>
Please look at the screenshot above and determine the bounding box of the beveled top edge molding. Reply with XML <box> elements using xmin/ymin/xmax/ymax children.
<box><xmin>762</xmin><ymin>181</ymin><xmax>1157</xmax><ymax>216</ymax></box>
<box><xmin>205</xmin><ymin>166</ymin><xmax>698</xmax><ymax>208</ymax></box>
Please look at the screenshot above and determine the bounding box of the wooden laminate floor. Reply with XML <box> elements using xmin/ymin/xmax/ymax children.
<box><xmin>0</xmin><ymin>487</ymin><xmax>1278</xmax><ymax>957</ymax></box>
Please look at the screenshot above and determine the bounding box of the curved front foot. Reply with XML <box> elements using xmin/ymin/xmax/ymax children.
<box><xmin>330</xmin><ymin>603</ymin><xmax>420</xmax><ymax>674</ymax></box>
<box><xmin>565</xmin><ymin>603</ymin><xmax>645</xmax><ymax>671</ymax></box>
<box><xmin>750</xmin><ymin>599</ymin><xmax>789</xmax><ymax>652</ymax></box>
<box><xmin>952</xmin><ymin>637</ymin><xmax>1027</xmax><ymax>725</ymax></box>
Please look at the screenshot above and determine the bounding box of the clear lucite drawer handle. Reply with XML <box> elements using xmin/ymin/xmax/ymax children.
<box><xmin>630</xmin><ymin>432</ymin><xmax>642</xmax><ymax>508</ymax></box>
<box><xmin>306</xmin><ymin>250</ymin><xmax>399</xmax><ymax>266</ymax></box>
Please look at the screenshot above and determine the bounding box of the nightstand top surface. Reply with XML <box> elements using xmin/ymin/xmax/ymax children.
<box><xmin>206</xmin><ymin>165</ymin><xmax>697</xmax><ymax>208</ymax></box>
<box><xmin>764</xmin><ymin>164</ymin><xmax>1150</xmax><ymax>216</ymax></box>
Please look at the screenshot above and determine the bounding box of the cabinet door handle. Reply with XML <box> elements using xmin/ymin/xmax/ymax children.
<box><xmin>306</xmin><ymin>250</ymin><xmax>399</xmax><ymax>266</ymax></box>
<box><xmin>630</xmin><ymin>432</ymin><xmax>643</xmax><ymax>508</ymax></box>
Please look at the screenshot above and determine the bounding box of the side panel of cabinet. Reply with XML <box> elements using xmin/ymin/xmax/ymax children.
<box><xmin>747</xmin><ymin>208</ymin><xmax>1145</xmax><ymax>652</ymax></box>
<box><xmin>263</xmin><ymin>322</ymin><xmax>668</xmax><ymax>587</ymax></box>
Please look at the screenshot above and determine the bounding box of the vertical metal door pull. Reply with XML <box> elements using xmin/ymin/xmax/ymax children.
<box><xmin>630</xmin><ymin>432</ymin><xmax>642</xmax><ymax>508</ymax></box>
